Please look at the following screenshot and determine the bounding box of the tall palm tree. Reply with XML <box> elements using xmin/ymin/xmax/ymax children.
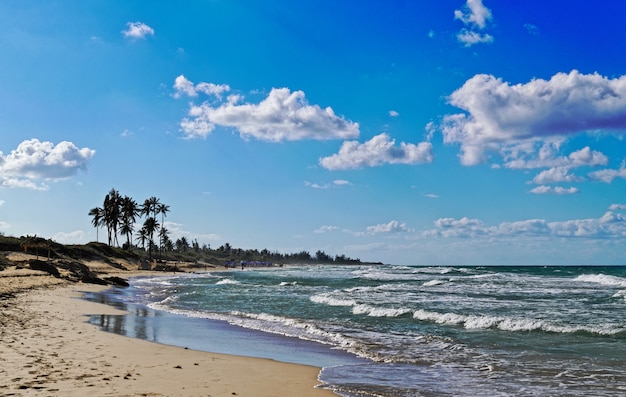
<box><xmin>159</xmin><ymin>226</ymin><xmax>170</xmax><ymax>257</ymax></box>
<box><xmin>135</xmin><ymin>226</ymin><xmax>149</xmax><ymax>251</ymax></box>
<box><xmin>142</xmin><ymin>216</ymin><xmax>160</xmax><ymax>260</ymax></box>
<box><xmin>119</xmin><ymin>196</ymin><xmax>139</xmax><ymax>249</ymax></box>
<box><xmin>141</xmin><ymin>196</ymin><xmax>160</xmax><ymax>220</ymax></box>
<box><xmin>156</xmin><ymin>203</ymin><xmax>170</xmax><ymax>251</ymax></box>
<box><xmin>88</xmin><ymin>206</ymin><xmax>104</xmax><ymax>242</ymax></box>
<box><xmin>103</xmin><ymin>189</ymin><xmax>121</xmax><ymax>247</ymax></box>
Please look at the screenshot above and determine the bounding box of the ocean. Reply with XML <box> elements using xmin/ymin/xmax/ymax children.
<box><xmin>84</xmin><ymin>265</ymin><xmax>626</xmax><ymax>396</ymax></box>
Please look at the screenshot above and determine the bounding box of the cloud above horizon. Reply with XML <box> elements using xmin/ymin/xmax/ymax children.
<box><xmin>319</xmin><ymin>133</ymin><xmax>433</xmax><ymax>170</ymax></box>
<box><xmin>174</xmin><ymin>76</ymin><xmax>359</xmax><ymax>142</ymax></box>
<box><xmin>0</xmin><ymin>139</ymin><xmax>95</xmax><ymax>190</ymax></box>
<box><xmin>122</xmin><ymin>22</ymin><xmax>154</xmax><ymax>39</ymax></box>
<box><xmin>454</xmin><ymin>0</ymin><xmax>493</xmax><ymax>46</ymax></box>
<box><xmin>424</xmin><ymin>209</ymin><xmax>626</xmax><ymax>239</ymax></box>
<box><xmin>442</xmin><ymin>70</ymin><xmax>626</xmax><ymax>166</ymax></box>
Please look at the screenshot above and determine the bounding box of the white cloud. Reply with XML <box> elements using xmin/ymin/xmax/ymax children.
<box><xmin>0</xmin><ymin>221</ymin><xmax>9</xmax><ymax>230</ymax></box>
<box><xmin>0</xmin><ymin>200</ymin><xmax>4</xmax><ymax>206</ymax></box>
<box><xmin>457</xmin><ymin>30</ymin><xmax>493</xmax><ymax>47</ymax></box>
<box><xmin>426</xmin><ymin>211</ymin><xmax>626</xmax><ymax>239</ymax></box>
<box><xmin>319</xmin><ymin>133</ymin><xmax>433</xmax><ymax>170</ymax></box>
<box><xmin>589</xmin><ymin>164</ymin><xmax>626</xmax><ymax>183</ymax></box>
<box><xmin>1</xmin><ymin>177</ymin><xmax>48</xmax><ymax>191</ymax></box>
<box><xmin>454</xmin><ymin>0</ymin><xmax>492</xmax><ymax>29</ymax></box>
<box><xmin>333</xmin><ymin>180</ymin><xmax>351</xmax><ymax>186</ymax></box>
<box><xmin>367</xmin><ymin>220</ymin><xmax>411</xmax><ymax>234</ymax></box>
<box><xmin>314</xmin><ymin>225</ymin><xmax>339</xmax><ymax>234</ymax></box>
<box><xmin>51</xmin><ymin>230</ymin><xmax>85</xmax><ymax>244</ymax></box>
<box><xmin>0</xmin><ymin>139</ymin><xmax>95</xmax><ymax>189</ymax></box>
<box><xmin>122</xmin><ymin>22</ymin><xmax>154</xmax><ymax>39</ymax></box>
<box><xmin>389</xmin><ymin>110</ymin><xmax>400</xmax><ymax>117</ymax></box>
<box><xmin>305</xmin><ymin>181</ymin><xmax>330</xmax><ymax>189</ymax></box>
<box><xmin>179</xmin><ymin>84</ymin><xmax>359</xmax><ymax>141</ymax></box>
<box><xmin>454</xmin><ymin>0</ymin><xmax>493</xmax><ymax>47</ymax></box>
<box><xmin>529</xmin><ymin>185</ymin><xmax>579</xmax><ymax>195</ymax></box>
<box><xmin>424</xmin><ymin>193</ymin><xmax>439</xmax><ymax>199</ymax></box>
<box><xmin>305</xmin><ymin>179</ymin><xmax>352</xmax><ymax>189</ymax></box>
<box><xmin>173</xmin><ymin>75</ymin><xmax>230</xmax><ymax>99</ymax></box>
<box><xmin>429</xmin><ymin>217</ymin><xmax>485</xmax><ymax>237</ymax></box>
<box><xmin>442</xmin><ymin>71</ymin><xmax>626</xmax><ymax>166</ymax></box>
<box><xmin>505</xmin><ymin>144</ymin><xmax>607</xmax><ymax>170</ymax></box>
<box><xmin>609</xmin><ymin>204</ymin><xmax>626</xmax><ymax>211</ymax></box>
<box><xmin>532</xmin><ymin>167</ymin><xmax>582</xmax><ymax>184</ymax></box>
<box><xmin>164</xmin><ymin>221</ymin><xmax>220</xmax><ymax>243</ymax></box>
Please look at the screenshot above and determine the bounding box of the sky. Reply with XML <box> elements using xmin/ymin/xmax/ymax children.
<box><xmin>1</xmin><ymin>0</ymin><xmax>626</xmax><ymax>265</ymax></box>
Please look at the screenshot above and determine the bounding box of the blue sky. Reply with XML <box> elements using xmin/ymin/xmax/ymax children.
<box><xmin>1</xmin><ymin>0</ymin><xmax>626</xmax><ymax>265</ymax></box>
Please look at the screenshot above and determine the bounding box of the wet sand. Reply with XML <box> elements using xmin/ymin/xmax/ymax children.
<box><xmin>0</xmin><ymin>264</ymin><xmax>335</xmax><ymax>396</ymax></box>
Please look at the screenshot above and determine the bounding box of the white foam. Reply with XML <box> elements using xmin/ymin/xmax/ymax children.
<box><xmin>310</xmin><ymin>293</ymin><xmax>356</xmax><ymax>307</ymax></box>
<box><xmin>422</xmin><ymin>279</ymin><xmax>445</xmax><ymax>287</ymax></box>
<box><xmin>412</xmin><ymin>309</ymin><xmax>624</xmax><ymax>335</ymax></box>
<box><xmin>352</xmin><ymin>304</ymin><xmax>411</xmax><ymax>317</ymax></box>
<box><xmin>574</xmin><ymin>274</ymin><xmax>626</xmax><ymax>288</ymax></box>
<box><xmin>216</xmin><ymin>278</ymin><xmax>240</xmax><ymax>285</ymax></box>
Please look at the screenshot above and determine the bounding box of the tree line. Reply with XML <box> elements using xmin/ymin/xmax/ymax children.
<box><xmin>88</xmin><ymin>188</ymin><xmax>365</xmax><ymax>265</ymax></box>
<box><xmin>88</xmin><ymin>188</ymin><xmax>170</xmax><ymax>260</ymax></box>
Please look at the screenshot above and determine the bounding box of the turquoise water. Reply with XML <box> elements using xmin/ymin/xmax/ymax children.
<box><xmin>87</xmin><ymin>265</ymin><xmax>626</xmax><ymax>396</ymax></box>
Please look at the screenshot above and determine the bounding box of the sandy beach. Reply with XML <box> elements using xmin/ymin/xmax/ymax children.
<box><xmin>0</xmin><ymin>260</ymin><xmax>335</xmax><ymax>396</ymax></box>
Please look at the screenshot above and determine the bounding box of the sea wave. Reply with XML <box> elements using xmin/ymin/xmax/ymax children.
<box><xmin>352</xmin><ymin>304</ymin><xmax>412</xmax><ymax>317</ymax></box>
<box><xmin>215</xmin><ymin>278</ymin><xmax>240</xmax><ymax>285</ymax></box>
<box><xmin>412</xmin><ymin>309</ymin><xmax>623</xmax><ymax>335</ymax></box>
<box><xmin>574</xmin><ymin>274</ymin><xmax>626</xmax><ymax>288</ymax></box>
<box><xmin>422</xmin><ymin>279</ymin><xmax>446</xmax><ymax>287</ymax></box>
<box><xmin>310</xmin><ymin>293</ymin><xmax>356</xmax><ymax>307</ymax></box>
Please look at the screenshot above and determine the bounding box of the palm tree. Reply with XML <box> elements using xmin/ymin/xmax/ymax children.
<box><xmin>156</xmin><ymin>203</ymin><xmax>170</xmax><ymax>251</ymax></box>
<box><xmin>103</xmin><ymin>189</ymin><xmax>121</xmax><ymax>247</ymax></box>
<box><xmin>88</xmin><ymin>206</ymin><xmax>104</xmax><ymax>242</ymax></box>
<box><xmin>135</xmin><ymin>226</ymin><xmax>149</xmax><ymax>251</ymax></box>
<box><xmin>159</xmin><ymin>226</ymin><xmax>170</xmax><ymax>257</ymax></box>
<box><xmin>119</xmin><ymin>196</ymin><xmax>139</xmax><ymax>249</ymax></box>
<box><xmin>141</xmin><ymin>196</ymin><xmax>160</xmax><ymax>220</ymax></box>
<box><xmin>142</xmin><ymin>217</ymin><xmax>160</xmax><ymax>260</ymax></box>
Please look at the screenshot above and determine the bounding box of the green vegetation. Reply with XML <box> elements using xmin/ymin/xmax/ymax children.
<box><xmin>86</xmin><ymin>188</ymin><xmax>366</xmax><ymax>266</ymax></box>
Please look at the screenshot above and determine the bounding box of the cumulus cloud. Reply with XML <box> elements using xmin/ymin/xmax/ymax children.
<box><xmin>504</xmin><ymin>144</ymin><xmax>608</xmax><ymax>171</ymax></box>
<box><xmin>442</xmin><ymin>70</ymin><xmax>626</xmax><ymax>166</ymax></box>
<box><xmin>0</xmin><ymin>139</ymin><xmax>95</xmax><ymax>190</ymax></box>
<box><xmin>532</xmin><ymin>167</ymin><xmax>582</xmax><ymax>184</ymax></box>
<box><xmin>454</xmin><ymin>0</ymin><xmax>493</xmax><ymax>46</ymax></box>
<box><xmin>319</xmin><ymin>133</ymin><xmax>433</xmax><ymax>170</ymax></box>
<box><xmin>457</xmin><ymin>30</ymin><xmax>493</xmax><ymax>47</ymax></box>
<box><xmin>122</xmin><ymin>22</ymin><xmax>154</xmax><ymax>39</ymax></box>
<box><xmin>454</xmin><ymin>0</ymin><xmax>492</xmax><ymax>28</ymax></box>
<box><xmin>609</xmin><ymin>204</ymin><xmax>626</xmax><ymax>211</ymax></box>
<box><xmin>427</xmin><ymin>211</ymin><xmax>626</xmax><ymax>239</ymax></box>
<box><xmin>589</xmin><ymin>164</ymin><xmax>626</xmax><ymax>183</ymax></box>
<box><xmin>389</xmin><ymin>110</ymin><xmax>400</xmax><ymax>117</ymax></box>
<box><xmin>529</xmin><ymin>185</ymin><xmax>579</xmax><ymax>195</ymax></box>
<box><xmin>367</xmin><ymin>220</ymin><xmax>411</xmax><ymax>234</ymax></box>
<box><xmin>173</xmin><ymin>75</ymin><xmax>230</xmax><ymax>99</ymax></box>
<box><xmin>429</xmin><ymin>217</ymin><xmax>485</xmax><ymax>237</ymax></box>
<box><xmin>176</xmin><ymin>78</ymin><xmax>359</xmax><ymax>141</ymax></box>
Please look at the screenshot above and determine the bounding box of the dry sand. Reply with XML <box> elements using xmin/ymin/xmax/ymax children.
<box><xmin>0</xmin><ymin>264</ymin><xmax>336</xmax><ymax>396</ymax></box>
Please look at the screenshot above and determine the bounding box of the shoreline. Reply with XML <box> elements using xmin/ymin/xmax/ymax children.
<box><xmin>0</xmin><ymin>267</ymin><xmax>336</xmax><ymax>396</ymax></box>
